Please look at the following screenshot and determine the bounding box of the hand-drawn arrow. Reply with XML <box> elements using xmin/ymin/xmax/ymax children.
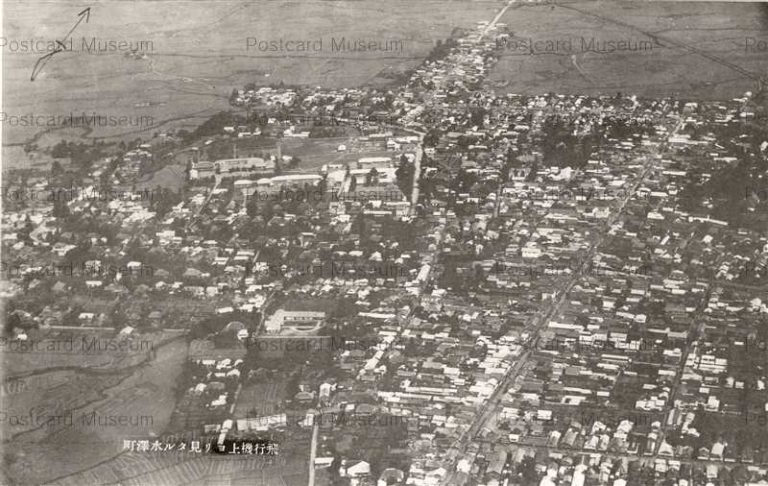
<box><xmin>31</xmin><ymin>49</ymin><xmax>63</xmax><ymax>81</ymax></box>
<box><xmin>31</xmin><ymin>7</ymin><xmax>91</xmax><ymax>81</ymax></box>
<box><xmin>61</xmin><ymin>7</ymin><xmax>91</xmax><ymax>44</ymax></box>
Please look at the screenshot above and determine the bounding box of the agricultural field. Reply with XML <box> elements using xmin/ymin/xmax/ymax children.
<box><xmin>2</xmin><ymin>336</ymin><xmax>188</xmax><ymax>485</ymax></box>
<box><xmin>488</xmin><ymin>1</ymin><xmax>768</xmax><ymax>99</ymax></box>
<box><xmin>3</xmin><ymin>330</ymin><xmax>175</xmax><ymax>375</ymax></box>
<box><xmin>45</xmin><ymin>445</ymin><xmax>307</xmax><ymax>486</ymax></box>
<box><xmin>234</xmin><ymin>381</ymin><xmax>287</xmax><ymax>418</ymax></box>
<box><xmin>2</xmin><ymin>0</ymin><xmax>501</xmax><ymax>146</ymax></box>
<box><xmin>1</xmin><ymin>146</ymin><xmax>59</xmax><ymax>172</ymax></box>
<box><xmin>132</xmin><ymin>162</ymin><xmax>187</xmax><ymax>193</ymax></box>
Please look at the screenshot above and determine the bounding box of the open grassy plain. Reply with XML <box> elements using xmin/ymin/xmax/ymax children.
<box><xmin>488</xmin><ymin>1</ymin><xmax>768</xmax><ymax>99</ymax></box>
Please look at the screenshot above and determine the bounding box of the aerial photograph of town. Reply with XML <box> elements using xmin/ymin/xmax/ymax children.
<box><xmin>3</xmin><ymin>0</ymin><xmax>768</xmax><ymax>485</ymax></box>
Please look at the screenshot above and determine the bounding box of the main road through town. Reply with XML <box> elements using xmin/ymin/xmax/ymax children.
<box><xmin>443</xmin><ymin>115</ymin><xmax>684</xmax><ymax>484</ymax></box>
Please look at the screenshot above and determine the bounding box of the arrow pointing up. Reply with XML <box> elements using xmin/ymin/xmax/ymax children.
<box><xmin>61</xmin><ymin>7</ymin><xmax>91</xmax><ymax>44</ymax></box>
<box><xmin>78</xmin><ymin>7</ymin><xmax>91</xmax><ymax>22</ymax></box>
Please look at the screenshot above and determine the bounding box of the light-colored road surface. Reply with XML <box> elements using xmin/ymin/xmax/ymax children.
<box><xmin>308</xmin><ymin>421</ymin><xmax>319</xmax><ymax>486</ymax></box>
<box><xmin>410</xmin><ymin>141</ymin><xmax>423</xmax><ymax>211</ymax></box>
<box><xmin>482</xmin><ymin>0</ymin><xmax>516</xmax><ymax>38</ymax></box>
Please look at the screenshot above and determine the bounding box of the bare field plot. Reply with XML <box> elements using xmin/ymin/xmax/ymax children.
<box><xmin>132</xmin><ymin>163</ymin><xmax>187</xmax><ymax>192</ymax></box>
<box><xmin>282</xmin><ymin>137</ymin><xmax>393</xmax><ymax>171</ymax></box>
<box><xmin>234</xmin><ymin>381</ymin><xmax>287</xmax><ymax>418</ymax></box>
